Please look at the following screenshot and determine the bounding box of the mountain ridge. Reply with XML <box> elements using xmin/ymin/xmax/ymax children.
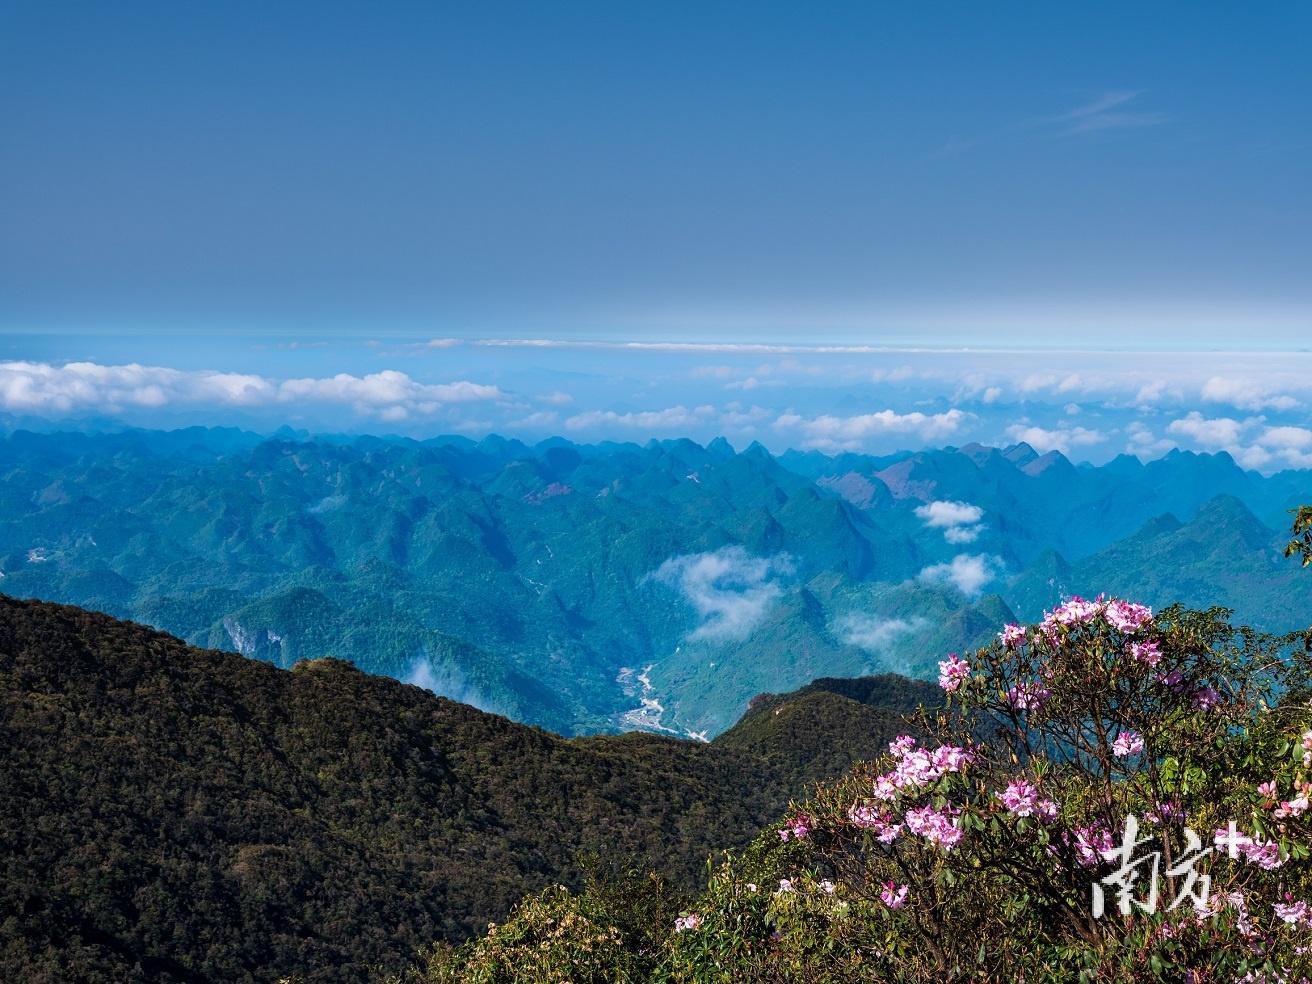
<box><xmin>0</xmin><ymin>595</ymin><xmax>940</xmax><ymax>983</ymax></box>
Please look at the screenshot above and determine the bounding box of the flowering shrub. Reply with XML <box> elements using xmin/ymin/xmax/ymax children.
<box><xmin>401</xmin><ymin>592</ymin><xmax>1312</xmax><ymax>983</ymax></box>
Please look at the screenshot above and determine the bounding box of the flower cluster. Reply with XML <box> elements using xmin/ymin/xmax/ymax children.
<box><xmin>1214</xmin><ymin>825</ymin><xmax>1286</xmax><ymax>870</ymax></box>
<box><xmin>1068</xmin><ymin>823</ymin><xmax>1116</xmax><ymax>867</ymax></box>
<box><xmin>937</xmin><ymin>652</ymin><xmax>970</xmax><ymax>693</ymax></box>
<box><xmin>1039</xmin><ymin>594</ymin><xmax>1153</xmax><ymax>638</ymax></box>
<box><xmin>1273</xmin><ymin>784</ymin><xmax>1309</xmax><ymax>820</ymax></box>
<box><xmin>848</xmin><ymin>804</ymin><xmax>903</xmax><ymax>843</ymax></box>
<box><xmin>674</xmin><ymin>913</ymin><xmax>702</xmax><ymax>932</ymax></box>
<box><xmin>1103</xmin><ymin>599</ymin><xmax>1154</xmax><ymax>634</ymax></box>
<box><xmin>1303</xmin><ymin>730</ymin><xmax>1312</xmax><ymax>768</ymax></box>
<box><xmin>1129</xmin><ymin>640</ymin><xmax>1162</xmax><ymax>665</ymax></box>
<box><xmin>1005</xmin><ymin>681</ymin><xmax>1051</xmax><ymax>711</ymax></box>
<box><xmin>879</xmin><ymin>881</ymin><xmax>909</xmax><ymax>909</ymax></box>
<box><xmin>904</xmin><ymin>803</ymin><xmax>964</xmax><ymax>849</ymax></box>
<box><xmin>997</xmin><ymin>779</ymin><xmax>1059</xmax><ymax>820</ymax></box>
<box><xmin>871</xmin><ymin>737</ymin><xmax>974</xmax><ymax>800</ymax></box>
<box><xmin>1273</xmin><ymin>894</ymin><xmax>1312</xmax><ymax>929</ymax></box>
<box><xmin>779</xmin><ymin>814</ymin><xmax>813</xmax><ymax>841</ymax></box>
<box><xmin>999</xmin><ymin>622</ymin><xmax>1026</xmax><ymax>648</ymax></box>
<box><xmin>1111</xmin><ymin>729</ymin><xmax>1145</xmax><ymax>758</ymax></box>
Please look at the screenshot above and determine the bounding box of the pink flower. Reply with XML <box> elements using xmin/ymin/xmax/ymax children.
<box><xmin>1191</xmin><ymin>685</ymin><xmax>1220</xmax><ymax>711</ymax></box>
<box><xmin>879</xmin><ymin>880</ymin><xmax>909</xmax><ymax>909</ymax></box>
<box><xmin>1214</xmin><ymin>826</ymin><xmax>1285</xmax><ymax>870</ymax></box>
<box><xmin>778</xmin><ymin>814</ymin><xmax>812</xmax><ymax>841</ymax></box>
<box><xmin>871</xmin><ymin>739</ymin><xmax>975</xmax><ymax>800</ymax></box>
<box><xmin>889</xmin><ymin>735</ymin><xmax>917</xmax><ymax>756</ymax></box>
<box><xmin>1273</xmin><ymin>894</ymin><xmax>1312</xmax><ymax>929</ymax></box>
<box><xmin>904</xmin><ymin>804</ymin><xmax>964</xmax><ymax>849</ymax></box>
<box><xmin>1043</xmin><ymin>595</ymin><xmax>1105</xmax><ymax>630</ymax></box>
<box><xmin>1104</xmin><ymin>599</ymin><xmax>1153</xmax><ymax>634</ymax></box>
<box><xmin>674</xmin><ymin>913</ymin><xmax>702</xmax><ymax>931</ymax></box>
<box><xmin>1144</xmin><ymin>800</ymin><xmax>1184</xmax><ymax>824</ymax></box>
<box><xmin>1156</xmin><ymin>668</ymin><xmax>1186</xmax><ymax>692</ymax></box>
<box><xmin>1069</xmin><ymin>823</ymin><xmax>1115</xmax><ymax>867</ymax></box>
<box><xmin>775</xmin><ymin>878</ymin><xmax>795</xmax><ymax>894</ymax></box>
<box><xmin>999</xmin><ymin>623</ymin><xmax>1026</xmax><ymax>648</ymax></box>
<box><xmin>1274</xmin><ymin>794</ymin><xmax>1309</xmax><ymax>819</ymax></box>
<box><xmin>997</xmin><ymin>778</ymin><xmax>1059</xmax><ymax>820</ymax></box>
<box><xmin>848</xmin><ymin>803</ymin><xmax>903</xmax><ymax>843</ymax></box>
<box><xmin>1302</xmin><ymin>731</ymin><xmax>1312</xmax><ymax>767</ymax></box>
<box><xmin>938</xmin><ymin>652</ymin><xmax>971</xmax><ymax>693</ymax></box>
<box><xmin>1257</xmin><ymin>781</ymin><xmax>1278</xmax><ymax>801</ymax></box>
<box><xmin>1112</xmin><ymin>730</ymin><xmax>1145</xmax><ymax>757</ymax></box>
<box><xmin>818</xmin><ymin>880</ymin><xmax>837</xmax><ymax>895</ymax></box>
<box><xmin>1006</xmin><ymin>681</ymin><xmax>1051</xmax><ymax>711</ymax></box>
<box><xmin>1128</xmin><ymin>640</ymin><xmax>1162</xmax><ymax>666</ymax></box>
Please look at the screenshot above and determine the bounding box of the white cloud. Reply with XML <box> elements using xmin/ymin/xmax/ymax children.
<box><xmin>403</xmin><ymin>654</ymin><xmax>495</xmax><ymax>714</ymax></box>
<box><xmin>1259</xmin><ymin>425</ymin><xmax>1312</xmax><ymax>450</ymax></box>
<box><xmin>1005</xmin><ymin>423</ymin><xmax>1105</xmax><ymax>455</ymax></box>
<box><xmin>649</xmin><ymin>546</ymin><xmax>795</xmax><ymax>641</ymax></box>
<box><xmin>0</xmin><ymin>361</ymin><xmax>502</xmax><ymax>421</ymax></box>
<box><xmin>1166</xmin><ymin>412</ymin><xmax>1252</xmax><ymax>449</ymax></box>
<box><xmin>837</xmin><ymin>613</ymin><xmax>925</xmax><ymax>652</ymax></box>
<box><xmin>1200</xmin><ymin>376</ymin><xmax>1299</xmax><ymax>412</ymax></box>
<box><xmin>774</xmin><ymin>408</ymin><xmax>969</xmax><ymax>451</ymax></box>
<box><xmin>915</xmin><ymin>500</ymin><xmax>983</xmax><ymax>528</ymax></box>
<box><xmin>1125</xmin><ymin>421</ymin><xmax>1174</xmax><ymax>460</ymax></box>
<box><xmin>917</xmin><ymin>554</ymin><xmax>1001</xmax><ymax>598</ymax></box>
<box><xmin>278</xmin><ymin>371</ymin><xmax>499</xmax><ymax>415</ymax></box>
<box><xmin>1165</xmin><ymin>414</ymin><xmax>1312</xmax><ymax>471</ymax></box>
<box><xmin>564</xmin><ymin>405</ymin><xmax>716</xmax><ymax>431</ymax></box>
<box><xmin>915</xmin><ymin>500</ymin><xmax>985</xmax><ymax>544</ymax></box>
<box><xmin>511</xmin><ymin>411</ymin><xmax>559</xmax><ymax>428</ymax></box>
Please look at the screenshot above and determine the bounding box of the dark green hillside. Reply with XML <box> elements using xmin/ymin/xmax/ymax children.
<box><xmin>715</xmin><ymin>673</ymin><xmax>941</xmax><ymax>783</ymax></box>
<box><xmin>0</xmin><ymin>597</ymin><xmax>933</xmax><ymax>984</ymax></box>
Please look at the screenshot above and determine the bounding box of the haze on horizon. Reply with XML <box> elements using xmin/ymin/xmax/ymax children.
<box><xmin>0</xmin><ymin>2</ymin><xmax>1308</xmax><ymax>468</ymax></box>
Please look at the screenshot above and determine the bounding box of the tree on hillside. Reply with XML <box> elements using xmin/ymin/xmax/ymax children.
<box><xmin>1288</xmin><ymin>505</ymin><xmax>1312</xmax><ymax>567</ymax></box>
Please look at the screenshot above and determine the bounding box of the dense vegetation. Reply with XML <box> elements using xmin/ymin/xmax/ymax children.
<box><xmin>403</xmin><ymin>598</ymin><xmax>1312</xmax><ymax>983</ymax></box>
<box><xmin>0</xmin><ymin>595</ymin><xmax>935</xmax><ymax>983</ymax></box>
<box><xmin>2</xmin><ymin>427</ymin><xmax>1309</xmax><ymax>736</ymax></box>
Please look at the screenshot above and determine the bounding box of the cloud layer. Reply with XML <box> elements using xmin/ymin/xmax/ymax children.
<box><xmin>649</xmin><ymin>546</ymin><xmax>795</xmax><ymax>641</ymax></box>
<box><xmin>0</xmin><ymin>361</ymin><xmax>502</xmax><ymax>422</ymax></box>
<box><xmin>915</xmin><ymin>500</ymin><xmax>985</xmax><ymax>544</ymax></box>
<box><xmin>918</xmin><ymin>554</ymin><xmax>1002</xmax><ymax>598</ymax></box>
<box><xmin>3</xmin><ymin>347</ymin><xmax>1311</xmax><ymax>476</ymax></box>
<box><xmin>837</xmin><ymin>613</ymin><xmax>926</xmax><ymax>652</ymax></box>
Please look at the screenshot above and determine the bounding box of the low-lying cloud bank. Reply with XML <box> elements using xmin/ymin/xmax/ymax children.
<box><xmin>836</xmin><ymin>613</ymin><xmax>926</xmax><ymax>652</ymax></box>
<box><xmin>0</xmin><ymin>361</ymin><xmax>502</xmax><ymax>422</ymax></box>
<box><xmin>915</xmin><ymin>500</ymin><xmax>985</xmax><ymax>544</ymax></box>
<box><xmin>649</xmin><ymin>546</ymin><xmax>796</xmax><ymax>641</ymax></box>
<box><xmin>3</xmin><ymin>350</ymin><xmax>1311</xmax><ymax>475</ymax></box>
<box><xmin>918</xmin><ymin>553</ymin><xmax>1004</xmax><ymax>598</ymax></box>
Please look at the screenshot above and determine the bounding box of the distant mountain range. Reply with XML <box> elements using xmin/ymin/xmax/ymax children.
<box><xmin>1</xmin><ymin>426</ymin><xmax>1308</xmax><ymax>735</ymax></box>
<box><xmin>0</xmin><ymin>596</ymin><xmax>937</xmax><ymax>983</ymax></box>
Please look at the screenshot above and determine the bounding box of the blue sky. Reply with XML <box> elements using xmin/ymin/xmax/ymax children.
<box><xmin>0</xmin><ymin>3</ymin><xmax>1308</xmax><ymax>465</ymax></box>
<box><xmin>2</xmin><ymin>1</ymin><xmax>1308</xmax><ymax>343</ymax></box>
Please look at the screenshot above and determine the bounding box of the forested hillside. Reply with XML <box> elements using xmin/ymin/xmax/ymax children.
<box><xmin>2</xmin><ymin>427</ymin><xmax>1308</xmax><ymax>736</ymax></box>
<box><xmin>0</xmin><ymin>596</ymin><xmax>935</xmax><ymax>983</ymax></box>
